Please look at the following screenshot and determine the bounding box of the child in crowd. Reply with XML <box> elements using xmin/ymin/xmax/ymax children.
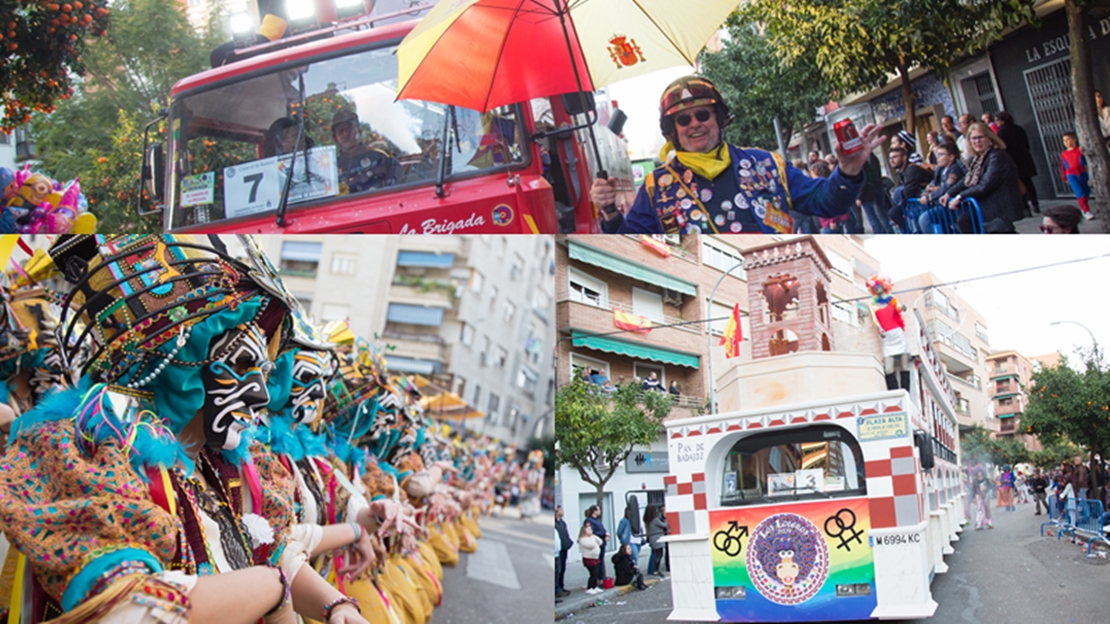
<box><xmin>1060</xmin><ymin>132</ymin><xmax>1092</xmax><ymax>220</ymax></box>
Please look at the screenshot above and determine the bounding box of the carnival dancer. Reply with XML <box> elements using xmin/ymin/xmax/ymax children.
<box><xmin>972</xmin><ymin>466</ymin><xmax>994</xmax><ymax>529</ymax></box>
<box><xmin>866</xmin><ymin>274</ymin><xmax>912</xmax><ymax>392</ymax></box>
<box><xmin>0</xmin><ymin>235</ymin><xmax>369</xmax><ymax>624</ymax></box>
<box><xmin>253</xmin><ymin>309</ymin><xmax>416</xmax><ymax>622</ymax></box>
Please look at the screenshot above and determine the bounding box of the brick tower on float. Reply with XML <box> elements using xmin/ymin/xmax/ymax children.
<box><xmin>742</xmin><ymin>236</ymin><xmax>834</xmax><ymax>360</ymax></box>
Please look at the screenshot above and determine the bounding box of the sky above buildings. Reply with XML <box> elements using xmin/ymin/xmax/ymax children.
<box><xmin>865</xmin><ymin>237</ymin><xmax>1110</xmax><ymax>361</ymax></box>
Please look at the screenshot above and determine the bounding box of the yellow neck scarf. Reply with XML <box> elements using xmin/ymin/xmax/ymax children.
<box><xmin>659</xmin><ymin>141</ymin><xmax>732</xmax><ymax>180</ymax></box>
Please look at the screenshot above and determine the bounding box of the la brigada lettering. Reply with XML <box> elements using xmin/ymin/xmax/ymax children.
<box><xmin>398</xmin><ymin>213</ymin><xmax>485</xmax><ymax>235</ymax></box>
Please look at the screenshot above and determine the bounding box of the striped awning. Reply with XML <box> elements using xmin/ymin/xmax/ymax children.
<box><xmin>571</xmin><ymin>330</ymin><xmax>699</xmax><ymax>368</ymax></box>
<box><xmin>387</xmin><ymin>303</ymin><xmax>445</xmax><ymax>326</ymax></box>
<box><xmin>385</xmin><ymin>356</ymin><xmax>440</xmax><ymax>375</ymax></box>
<box><xmin>397</xmin><ymin>251</ymin><xmax>455</xmax><ymax>268</ymax></box>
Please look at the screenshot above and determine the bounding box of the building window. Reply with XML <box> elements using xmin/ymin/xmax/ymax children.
<box><xmin>473</xmin><ymin>384</ymin><xmax>482</xmax><ymax>406</ymax></box>
<box><xmin>831</xmin><ymin>297</ymin><xmax>856</xmax><ymax>326</ymax></box>
<box><xmin>494</xmin><ymin>346</ymin><xmax>508</xmax><ymax>368</ymax></box>
<box><xmin>489</xmin><ymin>285</ymin><xmax>499</xmax><ymax>310</ymax></box>
<box><xmin>280</xmin><ymin>241</ymin><xmax>322</xmax><ymax>277</ymax></box>
<box><xmin>454</xmin><ymin>376</ymin><xmax>466</xmax><ymax>398</ymax></box>
<box><xmin>460</xmin><ymin>323</ymin><xmax>474</xmax><ymax>346</ymax></box>
<box><xmin>999</xmin><ymin>398</ymin><xmax>1013</xmax><ymax>406</ymax></box>
<box><xmin>480</xmin><ymin>336</ymin><xmax>491</xmax><ymax>366</ymax></box>
<box><xmin>532</xmin><ymin>289</ymin><xmax>552</xmax><ymax>323</ymax></box>
<box><xmin>511</xmin><ymin>254</ymin><xmax>525</xmax><ymax>280</ymax></box>
<box><xmin>470</xmin><ymin>270</ymin><xmax>484</xmax><ymax>293</ymax></box>
<box><xmin>631</xmin><ymin>287</ymin><xmax>663</xmax><ymax>322</ymax></box>
<box><xmin>825</xmin><ymin>248</ymin><xmax>852</xmax><ymax>279</ymax></box>
<box><xmin>525</xmin><ymin>325</ymin><xmax>544</xmax><ymax>364</ymax></box>
<box><xmin>503</xmin><ymin>301</ymin><xmax>516</xmax><ymax>322</ymax></box>
<box><xmin>975</xmin><ymin>322</ymin><xmax>989</xmax><ymax>344</ymax></box>
<box><xmin>634</xmin><ymin>362</ymin><xmax>665</xmax><ymax>387</ymax></box>
<box><xmin>570</xmin><ymin>353</ymin><xmax>609</xmax><ymax>381</ymax></box>
<box><xmin>701</xmin><ymin>241</ymin><xmax>746</xmax><ymax>278</ymax></box>
<box><xmin>707</xmin><ymin>300</ymin><xmax>749</xmax><ymax>338</ymax></box>
<box><xmin>568</xmin><ymin>268</ymin><xmax>607</xmax><ymax>308</ymax></box>
<box><xmin>320</xmin><ymin>303</ymin><xmax>349</xmax><ymax>322</ymax></box>
<box><xmin>517</xmin><ymin>367</ymin><xmax>539</xmax><ymax>397</ymax></box>
<box><xmin>488</xmin><ymin>393</ymin><xmax>501</xmax><ymax>422</ymax></box>
<box><xmin>0</xmin><ymin>132</ymin><xmax>9</xmax><ymax>145</ymax></box>
<box><xmin>330</xmin><ymin>254</ymin><xmax>356</xmax><ymax>275</ymax></box>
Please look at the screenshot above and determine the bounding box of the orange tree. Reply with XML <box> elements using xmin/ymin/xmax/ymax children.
<box><xmin>0</xmin><ymin>0</ymin><xmax>110</xmax><ymax>131</ymax></box>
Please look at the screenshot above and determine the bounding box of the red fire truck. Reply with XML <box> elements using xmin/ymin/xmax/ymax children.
<box><xmin>140</xmin><ymin>0</ymin><xmax>633</xmax><ymax>234</ymax></box>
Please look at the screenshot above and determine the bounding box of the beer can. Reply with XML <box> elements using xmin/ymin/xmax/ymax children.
<box><xmin>834</xmin><ymin>118</ymin><xmax>863</xmax><ymax>154</ymax></box>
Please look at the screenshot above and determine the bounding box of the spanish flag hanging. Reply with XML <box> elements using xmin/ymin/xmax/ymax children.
<box><xmin>720</xmin><ymin>303</ymin><xmax>742</xmax><ymax>358</ymax></box>
<box><xmin>614</xmin><ymin>310</ymin><xmax>652</xmax><ymax>334</ymax></box>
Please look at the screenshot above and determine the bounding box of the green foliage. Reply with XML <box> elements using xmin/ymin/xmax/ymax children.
<box><xmin>961</xmin><ymin>424</ymin><xmax>1030</xmax><ymax>466</ymax></box>
<box><xmin>32</xmin><ymin>0</ymin><xmax>227</xmax><ymax>227</ymax></box>
<box><xmin>700</xmin><ymin>13</ymin><xmax>835</xmax><ymax>150</ymax></box>
<box><xmin>1030</xmin><ymin>440</ymin><xmax>1083</xmax><ymax>470</ymax></box>
<box><xmin>555</xmin><ymin>378</ymin><xmax>673</xmax><ymax>507</ymax></box>
<box><xmin>742</xmin><ymin>0</ymin><xmax>1037</xmax><ymax>133</ymax></box>
<box><xmin>0</xmin><ymin>0</ymin><xmax>111</xmax><ymax>131</ymax></box>
<box><xmin>79</xmin><ymin>109</ymin><xmax>159</xmax><ymax>233</ymax></box>
<box><xmin>1022</xmin><ymin>348</ymin><xmax>1110</xmax><ymax>463</ymax></box>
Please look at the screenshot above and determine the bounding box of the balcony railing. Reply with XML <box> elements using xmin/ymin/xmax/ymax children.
<box><xmin>556</xmin><ymin>291</ymin><xmax>701</xmax><ymax>334</ymax></box>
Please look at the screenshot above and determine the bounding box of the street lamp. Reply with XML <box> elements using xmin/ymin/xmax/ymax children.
<box><xmin>1049</xmin><ymin>320</ymin><xmax>1099</xmax><ymax>353</ymax></box>
<box><xmin>706</xmin><ymin>261</ymin><xmax>745</xmax><ymax>415</ymax></box>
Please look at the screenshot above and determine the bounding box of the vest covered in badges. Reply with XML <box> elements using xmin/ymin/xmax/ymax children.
<box><xmin>644</xmin><ymin>146</ymin><xmax>794</xmax><ymax>235</ymax></box>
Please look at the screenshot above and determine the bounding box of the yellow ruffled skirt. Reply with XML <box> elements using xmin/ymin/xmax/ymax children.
<box><xmin>427</xmin><ymin>522</ymin><xmax>459</xmax><ymax>567</ymax></box>
<box><xmin>379</xmin><ymin>555</ymin><xmax>427</xmax><ymax>624</ymax></box>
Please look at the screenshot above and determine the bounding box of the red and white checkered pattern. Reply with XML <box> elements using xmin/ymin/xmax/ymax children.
<box><xmin>865</xmin><ymin>445</ymin><xmax>924</xmax><ymax>529</ymax></box>
<box><xmin>663</xmin><ymin>472</ymin><xmax>706</xmax><ymax>536</ymax></box>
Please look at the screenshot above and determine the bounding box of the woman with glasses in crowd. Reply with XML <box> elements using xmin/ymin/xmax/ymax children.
<box><xmin>938</xmin><ymin>122</ymin><xmax>1024</xmax><ymax>233</ymax></box>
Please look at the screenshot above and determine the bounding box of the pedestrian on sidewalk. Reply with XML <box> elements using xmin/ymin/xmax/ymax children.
<box><xmin>612</xmin><ymin>544</ymin><xmax>647</xmax><ymax>591</ymax></box>
<box><xmin>555</xmin><ymin>505</ymin><xmax>573</xmax><ymax>598</ymax></box>
<box><xmin>584</xmin><ymin>505</ymin><xmax>609</xmax><ymax>580</ymax></box>
<box><xmin>579</xmin><ymin>523</ymin><xmax>605</xmax><ymax>595</ymax></box>
<box><xmin>616</xmin><ymin>505</ymin><xmax>641</xmax><ymax>565</ymax></box>
<box><xmin>644</xmin><ymin>503</ymin><xmax>669</xmax><ymax>576</ymax></box>
<box><xmin>1032</xmin><ymin>469</ymin><xmax>1049</xmax><ymax>516</ymax></box>
<box><xmin>1057</xmin><ymin>475</ymin><xmax>1077</xmax><ymax>527</ymax></box>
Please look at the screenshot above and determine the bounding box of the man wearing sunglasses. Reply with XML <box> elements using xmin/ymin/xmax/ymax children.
<box><xmin>592</xmin><ymin>75</ymin><xmax>883</xmax><ymax>234</ymax></box>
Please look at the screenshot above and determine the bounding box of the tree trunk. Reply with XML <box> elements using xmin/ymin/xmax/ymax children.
<box><xmin>897</xmin><ymin>61</ymin><xmax>917</xmax><ymax>137</ymax></box>
<box><xmin>1066</xmin><ymin>0</ymin><xmax>1110</xmax><ymax>231</ymax></box>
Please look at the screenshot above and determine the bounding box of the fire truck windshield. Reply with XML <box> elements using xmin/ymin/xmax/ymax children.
<box><xmin>165</xmin><ymin>42</ymin><xmax>526</xmax><ymax>229</ymax></box>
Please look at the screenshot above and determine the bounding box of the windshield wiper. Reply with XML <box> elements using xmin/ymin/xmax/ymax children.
<box><xmin>275</xmin><ymin>71</ymin><xmax>307</xmax><ymax>228</ymax></box>
<box><xmin>435</xmin><ymin>105</ymin><xmax>455</xmax><ymax>198</ymax></box>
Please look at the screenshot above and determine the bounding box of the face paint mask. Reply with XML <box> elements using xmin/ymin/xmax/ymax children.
<box><xmin>289</xmin><ymin>349</ymin><xmax>329</xmax><ymax>427</ymax></box>
<box><xmin>201</xmin><ymin>324</ymin><xmax>272</xmax><ymax>451</ymax></box>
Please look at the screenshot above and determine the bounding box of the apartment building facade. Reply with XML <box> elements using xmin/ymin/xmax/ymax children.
<box><xmin>986</xmin><ymin>350</ymin><xmax>1040</xmax><ymax>450</ymax></box>
<box><xmin>245</xmin><ymin>235</ymin><xmax>555</xmax><ymax>448</ymax></box>
<box><xmin>898</xmin><ymin>273</ymin><xmax>994</xmax><ymax>434</ymax></box>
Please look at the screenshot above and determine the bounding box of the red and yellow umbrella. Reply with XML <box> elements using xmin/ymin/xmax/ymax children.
<box><xmin>396</xmin><ymin>0</ymin><xmax>739</xmax><ymax>113</ymax></box>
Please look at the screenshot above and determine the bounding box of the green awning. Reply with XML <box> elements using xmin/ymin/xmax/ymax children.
<box><xmin>571</xmin><ymin>331</ymin><xmax>700</xmax><ymax>368</ymax></box>
<box><xmin>568</xmin><ymin>241</ymin><xmax>696</xmax><ymax>296</ymax></box>
<box><xmin>994</xmin><ymin>392</ymin><xmax>1019</xmax><ymax>400</ymax></box>
<box><xmin>989</xmin><ymin>373</ymin><xmax>1017</xmax><ymax>381</ymax></box>
<box><xmin>997</xmin><ymin>412</ymin><xmax>1018</xmax><ymax>419</ymax></box>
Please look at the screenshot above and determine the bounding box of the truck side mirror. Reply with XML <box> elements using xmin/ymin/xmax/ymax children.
<box><xmin>562</xmin><ymin>91</ymin><xmax>596</xmax><ymax>116</ymax></box>
<box><xmin>144</xmin><ymin>141</ymin><xmax>165</xmax><ymax>203</ymax></box>
<box><xmin>607</xmin><ymin>109</ymin><xmax>628</xmax><ymax>136</ymax></box>
<box><xmin>914</xmin><ymin>429</ymin><xmax>935</xmax><ymax>471</ymax></box>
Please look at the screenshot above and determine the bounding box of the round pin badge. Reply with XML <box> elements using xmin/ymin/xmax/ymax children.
<box><xmin>735</xmin><ymin>193</ymin><xmax>749</xmax><ymax>209</ymax></box>
<box><xmin>740</xmin><ymin>159</ymin><xmax>752</xmax><ymax>169</ymax></box>
<box><xmin>701</xmin><ymin>188</ymin><xmax>713</xmax><ymax>202</ymax></box>
<box><xmin>714</xmin><ymin>214</ymin><xmax>726</xmax><ymax>227</ymax></box>
<box><xmin>722</xmin><ymin>200</ymin><xmax>732</xmax><ymax>210</ymax></box>
<box><xmin>683</xmin><ymin>170</ymin><xmax>694</xmax><ymax>184</ymax></box>
<box><xmin>659</xmin><ymin>174</ymin><xmax>673</xmax><ymax>186</ymax></box>
<box><xmin>676</xmin><ymin>188</ymin><xmax>687</xmax><ymax>199</ymax></box>
<box><xmin>739</xmin><ymin>169</ymin><xmax>753</xmax><ymax>177</ymax></box>
<box><xmin>753</xmin><ymin>202</ymin><xmax>767</xmax><ymax>219</ymax></box>
<box><xmin>681</xmin><ymin>198</ymin><xmax>693</xmax><ymax>210</ymax></box>
<box><xmin>690</xmin><ymin>209</ymin><xmax>703</xmax><ymax>221</ymax></box>
<box><xmin>730</xmin><ymin>222</ymin><xmax>743</xmax><ymax>232</ymax></box>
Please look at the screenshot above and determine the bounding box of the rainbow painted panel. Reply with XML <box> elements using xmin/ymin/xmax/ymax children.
<box><xmin>709</xmin><ymin>497</ymin><xmax>875</xmax><ymax>622</ymax></box>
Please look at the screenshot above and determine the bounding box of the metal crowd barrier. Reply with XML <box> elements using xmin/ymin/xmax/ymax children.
<box><xmin>902</xmin><ymin>197</ymin><xmax>986</xmax><ymax>234</ymax></box>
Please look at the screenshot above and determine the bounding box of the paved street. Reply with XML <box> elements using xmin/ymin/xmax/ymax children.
<box><xmin>557</xmin><ymin>499</ymin><xmax>1110</xmax><ymax>623</ymax></box>
<box><xmin>432</xmin><ymin>508</ymin><xmax>555</xmax><ymax>623</ymax></box>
